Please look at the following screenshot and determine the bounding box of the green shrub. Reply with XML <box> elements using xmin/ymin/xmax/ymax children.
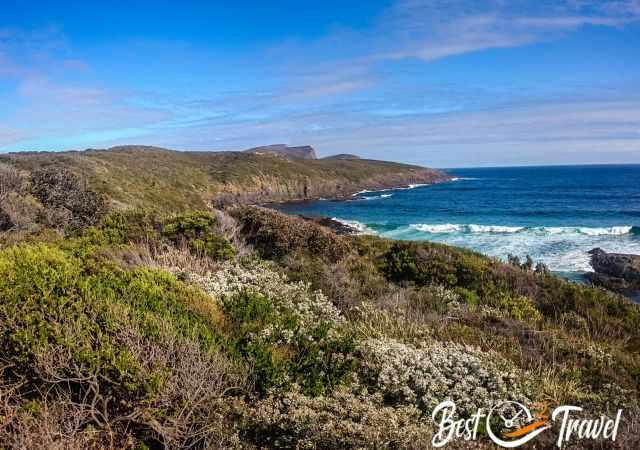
<box><xmin>222</xmin><ymin>289</ymin><xmax>355</xmax><ymax>396</ymax></box>
<box><xmin>382</xmin><ymin>241</ymin><xmax>458</xmax><ymax>286</ymax></box>
<box><xmin>455</xmin><ymin>287</ymin><xmax>479</xmax><ymax>306</ymax></box>
<box><xmin>0</xmin><ymin>242</ymin><xmax>225</xmax><ymax>398</ymax></box>
<box><xmin>99</xmin><ymin>209</ymin><xmax>161</xmax><ymax>244</ymax></box>
<box><xmin>162</xmin><ymin>210</ymin><xmax>217</xmax><ymax>240</ymax></box>
<box><xmin>494</xmin><ymin>293</ymin><xmax>542</xmax><ymax>322</ymax></box>
<box><xmin>163</xmin><ymin>211</ymin><xmax>236</xmax><ymax>260</ymax></box>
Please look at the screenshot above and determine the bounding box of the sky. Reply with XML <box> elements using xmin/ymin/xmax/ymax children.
<box><xmin>0</xmin><ymin>0</ymin><xmax>639</xmax><ymax>167</ymax></box>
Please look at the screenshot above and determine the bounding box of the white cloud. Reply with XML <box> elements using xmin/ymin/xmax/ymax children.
<box><xmin>377</xmin><ymin>0</ymin><xmax>640</xmax><ymax>61</ymax></box>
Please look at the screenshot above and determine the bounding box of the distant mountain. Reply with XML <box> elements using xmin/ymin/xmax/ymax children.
<box><xmin>244</xmin><ymin>144</ymin><xmax>317</xmax><ymax>160</ymax></box>
<box><xmin>322</xmin><ymin>154</ymin><xmax>361</xmax><ymax>160</ymax></box>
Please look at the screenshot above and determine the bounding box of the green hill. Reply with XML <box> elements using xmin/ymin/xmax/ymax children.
<box><xmin>1</xmin><ymin>145</ymin><xmax>449</xmax><ymax>212</ymax></box>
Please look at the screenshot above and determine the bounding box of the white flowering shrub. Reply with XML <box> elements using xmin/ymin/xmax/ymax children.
<box><xmin>409</xmin><ymin>284</ymin><xmax>463</xmax><ymax>315</ymax></box>
<box><xmin>188</xmin><ymin>260</ymin><xmax>355</xmax><ymax>395</ymax></box>
<box><xmin>426</xmin><ymin>284</ymin><xmax>460</xmax><ymax>304</ymax></box>
<box><xmin>188</xmin><ymin>259</ymin><xmax>343</xmax><ymax>331</ymax></box>
<box><xmin>357</xmin><ymin>338</ymin><xmax>529</xmax><ymax>416</ymax></box>
<box><xmin>244</xmin><ymin>385</ymin><xmax>434</xmax><ymax>450</ymax></box>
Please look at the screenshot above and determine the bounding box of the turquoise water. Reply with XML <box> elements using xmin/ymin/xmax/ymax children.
<box><xmin>275</xmin><ymin>165</ymin><xmax>640</xmax><ymax>276</ymax></box>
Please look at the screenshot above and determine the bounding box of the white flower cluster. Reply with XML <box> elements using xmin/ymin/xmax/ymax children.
<box><xmin>357</xmin><ymin>338</ymin><xmax>529</xmax><ymax>415</ymax></box>
<box><xmin>188</xmin><ymin>259</ymin><xmax>343</xmax><ymax>332</ymax></box>
<box><xmin>418</xmin><ymin>284</ymin><xmax>464</xmax><ymax>314</ymax></box>
<box><xmin>245</xmin><ymin>385</ymin><xmax>434</xmax><ymax>450</ymax></box>
<box><xmin>425</xmin><ymin>284</ymin><xmax>460</xmax><ymax>304</ymax></box>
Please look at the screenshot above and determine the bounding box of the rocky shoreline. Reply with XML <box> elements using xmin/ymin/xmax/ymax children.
<box><xmin>300</xmin><ymin>216</ymin><xmax>361</xmax><ymax>235</ymax></box>
<box><xmin>225</xmin><ymin>170</ymin><xmax>452</xmax><ymax>206</ymax></box>
<box><xmin>587</xmin><ymin>248</ymin><xmax>640</xmax><ymax>299</ymax></box>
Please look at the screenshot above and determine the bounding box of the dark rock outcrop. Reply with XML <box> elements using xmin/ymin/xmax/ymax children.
<box><xmin>301</xmin><ymin>216</ymin><xmax>360</xmax><ymax>235</ymax></box>
<box><xmin>244</xmin><ymin>144</ymin><xmax>317</xmax><ymax>160</ymax></box>
<box><xmin>587</xmin><ymin>248</ymin><xmax>640</xmax><ymax>296</ymax></box>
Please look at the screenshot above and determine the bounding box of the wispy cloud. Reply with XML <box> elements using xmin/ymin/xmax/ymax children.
<box><xmin>377</xmin><ymin>0</ymin><xmax>640</xmax><ymax>61</ymax></box>
<box><xmin>1</xmin><ymin>0</ymin><xmax>639</xmax><ymax>165</ymax></box>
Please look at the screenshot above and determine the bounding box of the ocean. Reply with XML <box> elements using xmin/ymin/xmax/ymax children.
<box><xmin>274</xmin><ymin>164</ymin><xmax>640</xmax><ymax>280</ymax></box>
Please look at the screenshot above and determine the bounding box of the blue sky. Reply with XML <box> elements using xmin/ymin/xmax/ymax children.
<box><xmin>1</xmin><ymin>0</ymin><xmax>639</xmax><ymax>167</ymax></box>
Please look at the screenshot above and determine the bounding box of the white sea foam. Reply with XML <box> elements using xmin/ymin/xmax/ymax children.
<box><xmin>353</xmin><ymin>183</ymin><xmax>431</xmax><ymax>198</ymax></box>
<box><xmin>411</xmin><ymin>223</ymin><xmax>464</xmax><ymax>233</ymax></box>
<box><xmin>362</xmin><ymin>193</ymin><xmax>393</xmax><ymax>200</ymax></box>
<box><xmin>468</xmin><ymin>224</ymin><xmax>524</xmax><ymax>233</ymax></box>
<box><xmin>391</xmin><ymin>223</ymin><xmax>639</xmax><ymax>272</ymax></box>
<box><xmin>332</xmin><ymin>218</ymin><xmax>377</xmax><ymax>235</ymax></box>
<box><xmin>532</xmin><ymin>226</ymin><xmax>633</xmax><ymax>236</ymax></box>
<box><xmin>577</xmin><ymin>226</ymin><xmax>632</xmax><ymax>236</ymax></box>
<box><xmin>410</xmin><ymin>224</ymin><xmax>523</xmax><ymax>234</ymax></box>
<box><xmin>407</xmin><ymin>224</ymin><xmax>634</xmax><ymax>236</ymax></box>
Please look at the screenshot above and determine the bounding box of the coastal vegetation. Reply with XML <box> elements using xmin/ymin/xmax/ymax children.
<box><xmin>0</xmin><ymin>146</ymin><xmax>448</xmax><ymax>213</ymax></box>
<box><xmin>0</xmin><ymin>148</ymin><xmax>638</xmax><ymax>448</ymax></box>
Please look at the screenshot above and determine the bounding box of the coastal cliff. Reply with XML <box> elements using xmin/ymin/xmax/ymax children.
<box><xmin>0</xmin><ymin>145</ymin><xmax>450</xmax><ymax>212</ymax></box>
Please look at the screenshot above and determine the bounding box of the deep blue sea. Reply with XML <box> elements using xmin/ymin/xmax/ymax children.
<box><xmin>275</xmin><ymin>165</ymin><xmax>640</xmax><ymax>278</ymax></box>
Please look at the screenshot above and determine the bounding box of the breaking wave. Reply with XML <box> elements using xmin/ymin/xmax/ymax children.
<box><xmin>332</xmin><ymin>218</ymin><xmax>377</xmax><ymax>235</ymax></box>
<box><xmin>361</xmin><ymin>193</ymin><xmax>393</xmax><ymax>200</ymax></box>
<box><xmin>409</xmin><ymin>224</ymin><xmax>637</xmax><ymax>236</ymax></box>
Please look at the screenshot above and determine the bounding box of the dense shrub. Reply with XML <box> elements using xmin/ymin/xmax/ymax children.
<box><xmin>382</xmin><ymin>241</ymin><xmax>502</xmax><ymax>293</ymax></box>
<box><xmin>30</xmin><ymin>167</ymin><xmax>106</xmax><ymax>230</ymax></box>
<box><xmin>357</xmin><ymin>338</ymin><xmax>530</xmax><ymax>416</ymax></box>
<box><xmin>232</xmin><ymin>206</ymin><xmax>351</xmax><ymax>262</ymax></box>
<box><xmin>163</xmin><ymin>210</ymin><xmax>236</xmax><ymax>260</ymax></box>
<box><xmin>0</xmin><ymin>243</ymin><xmax>245</xmax><ymax>448</ymax></box>
<box><xmin>223</xmin><ymin>290</ymin><xmax>356</xmax><ymax>395</ymax></box>
<box><xmin>2</xmin><ymin>207</ymin><xmax>640</xmax><ymax>448</ymax></box>
<box><xmin>189</xmin><ymin>261</ymin><xmax>356</xmax><ymax>395</ymax></box>
<box><xmin>494</xmin><ymin>293</ymin><xmax>542</xmax><ymax>322</ymax></box>
<box><xmin>194</xmin><ymin>261</ymin><xmax>356</xmax><ymax>394</ymax></box>
<box><xmin>243</xmin><ymin>386</ymin><xmax>434</xmax><ymax>450</ymax></box>
<box><xmin>99</xmin><ymin>208</ymin><xmax>161</xmax><ymax>244</ymax></box>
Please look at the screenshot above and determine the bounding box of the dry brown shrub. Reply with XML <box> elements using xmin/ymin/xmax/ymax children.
<box><xmin>114</xmin><ymin>320</ymin><xmax>249</xmax><ymax>448</ymax></box>
<box><xmin>0</xmin><ymin>163</ymin><xmax>23</xmax><ymax>203</ymax></box>
<box><xmin>30</xmin><ymin>167</ymin><xmax>106</xmax><ymax>230</ymax></box>
<box><xmin>120</xmin><ymin>240</ymin><xmax>221</xmax><ymax>276</ymax></box>
<box><xmin>212</xmin><ymin>208</ymin><xmax>252</xmax><ymax>257</ymax></box>
<box><xmin>231</xmin><ymin>205</ymin><xmax>351</xmax><ymax>262</ymax></box>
